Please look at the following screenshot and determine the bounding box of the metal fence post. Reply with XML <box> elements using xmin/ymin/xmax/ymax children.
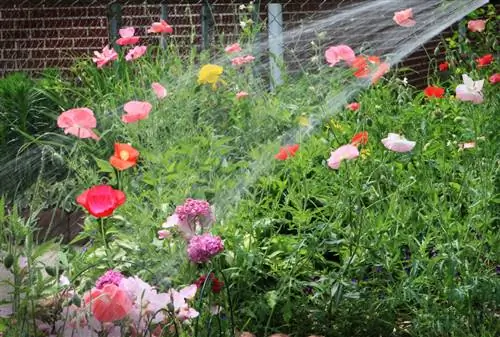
<box><xmin>201</xmin><ymin>0</ymin><xmax>214</xmax><ymax>50</ymax></box>
<box><xmin>268</xmin><ymin>3</ymin><xmax>284</xmax><ymax>90</ymax></box>
<box><xmin>160</xmin><ymin>1</ymin><xmax>168</xmax><ymax>49</ymax></box>
<box><xmin>107</xmin><ymin>2</ymin><xmax>122</xmax><ymax>51</ymax></box>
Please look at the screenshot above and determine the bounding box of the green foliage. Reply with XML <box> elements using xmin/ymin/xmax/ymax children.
<box><xmin>0</xmin><ymin>6</ymin><xmax>498</xmax><ymax>337</ymax></box>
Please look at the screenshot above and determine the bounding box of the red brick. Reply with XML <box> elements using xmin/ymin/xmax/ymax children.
<box><xmin>44</xmin><ymin>39</ymin><xmax>74</xmax><ymax>49</ymax></box>
<box><xmin>58</xmin><ymin>7</ymin><xmax>88</xmax><ymax>17</ymax></box>
<box><xmin>2</xmin><ymin>29</ymin><xmax>31</xmax><ymax>39</ymax></box>
<box><xmin>58</xmin><ymin>28</ymin><xmax>89</xmax><ymax>38</ymax></box>
<box><xmin>87</xmin><ymin>7</ymin><xmax>106</xmax><ymax>17</ymax></box>
<box><xmin>31</xmin><ymin>49</ymin><xmax>61</xmax><ymax>59</ymax></box>
<box><xmin>7</xmin><ymin>49</ymin><xmax>31</xmax><ymax>59</ymax></box>
<box><xmin>88</xmin><ymin>27</ymin><xmax>108</xmax><ymax>38</ymax></box>
<box><xmin>31</xmin><ymin>8</ymin><xmax>59</xmax><ymax>18</ymax></box>
<box><xmin>122</xmin><ymin>6</ymin><xmax>145</xmax><ymax>16</ymax></box>
<box><xmin>32</xmin><ymin>29</ymin><xmax>57</xmax><ymax>39</ymax></box>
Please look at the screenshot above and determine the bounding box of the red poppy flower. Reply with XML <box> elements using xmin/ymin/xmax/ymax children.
<box><xmin>490</xmin><ymin>73</ymin><xmax>500</xmax><ymax>84</ymax></box>
<box><xmin>423</xmin><ymin>85</ymin><xmax>445</xmax><ymax>98</ymax></box>
<box><xmin>351</xmin><ymin>131</ymin><xmax>369</xmax><ymax>146</ymax></box>
<box><xmin>476</xmin><ymin>54</ymin><xmax>493</xmax><ymax>68</ymax></box>
<box><xmin>109</xmin><ymin>143</ymin><xmax>139</xmax><ymax>171</ymax></box>
<box><xmin>76</xmin><ymin>185</ymin><xmax>126</xmax><ymax>218</ymax></box>
<box><xmin>275</xmin><ymin>144</ymin><xmax>300</xmax><ymax>160</ymax></box>
<box><xmin>438</xmin><ymin>62</ymin><xmax>449</xmax><ymax>71</ymax></box>
<box><xmin>346</xmin><ymin>102</ymin><xmax>360</xmax><ymax>111</ymax></box>
<box><xmin>194</xmin><ymin>273</ymin><xmax>224</xmax><ymax>294</ymax></box>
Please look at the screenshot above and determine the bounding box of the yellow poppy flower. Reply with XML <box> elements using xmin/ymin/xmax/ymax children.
<box><xmin>198</xmin><ymin>64</ymin><xmax>224</xmax><ymax>89</ymax></box>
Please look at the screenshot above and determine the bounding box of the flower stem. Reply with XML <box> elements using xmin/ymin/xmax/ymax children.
<box><xmin>100</xmin><ymin>218</ymin><xmax>111</xmax><ymax>266</ymax></box>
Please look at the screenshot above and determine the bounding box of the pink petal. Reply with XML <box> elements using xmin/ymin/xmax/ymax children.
<box><xmin>324</xmin><ymin>45</ymin><xmax>356</xmax><ymax>66</ymax></box>
<box><xmin>116</xmin><ymin>36</ymin><xmax>140</xmax><ymax>46</ymax></box>
<box><xmin>225</xmin><ymin>43</ymin><xmax>242</xmax><ymax>54</ymax></box>
<box><xmin>123</xmin><ymin>100</ymin><xmax>152</xmax><ymax>117</ymax></box>
<box><xmin>64</xmin><ymin>126</ymin><xmax>100</xmax><ymax>140</ymax></box>
<box><xmin>157</xmin><ymin>230</ymin><xmax>171</xmax><ymax>239</ymax></box>
<box><xmin>119</xmin><ymin>27</ymin><xmax>135</xmax><ymax>38</ymax></box>
<box><xmin>179</xmin><ymin>285</ymin><xmax>197</xmax><ymax>300</ymax></box>
<box><xmin>327</xmin><ymin>144</ymin><xmax>359</xmax><ymax>169</ymax></box>
<box><xmin>381</xmin><ymin>133</ymin><xmax>416</xmax><ymax>152</ymax></box>
<box><xmin>151</xmin><ymin>82</ymin><xmax>167</xmax><ymax>99</ymax></box>
<box><xmin>236</xmin><ymin>91</ymin><xmax>249</xmax><ymax>99</ymax></box>
<box><xmin>125</xmin><ymin>46</ymin><xmax>147</xmax><ymax>61</ymax></box>
<box><xmin>467</xmin><ymin>20</ymin><xmax>486</xmax><ymax>32</ymax></box>
<box><xmin>393</xmin><ymin>8</ymin><xmax>416</xmax><ymax>27</ymax></box>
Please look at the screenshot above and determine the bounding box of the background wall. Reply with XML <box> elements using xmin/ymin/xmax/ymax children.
<box><xmin>0</xmin><ymin>0</ymin><xmax>449</xmax><ymax>87</ymax></box>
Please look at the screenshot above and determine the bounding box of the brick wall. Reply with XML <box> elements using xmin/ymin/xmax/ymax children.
<box><xmin>0</xmin><ymin>0</ymin><xmax>456</xmax><ymax>87</ymax></box>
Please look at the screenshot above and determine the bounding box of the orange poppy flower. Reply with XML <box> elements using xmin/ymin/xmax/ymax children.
<box><xmin>351</xmin><ymin>131</ymin><xmax>369</xmax><ymax>146</ymax></box>
<box><xmin>109</xmin><ymin>143</ymin><xmax>139</xmax><ymax>170</ymax></box>
<box><xmin>351</xmin><ymin>56</ymin><xmax>381</xmax><ymax>78</ymax></box>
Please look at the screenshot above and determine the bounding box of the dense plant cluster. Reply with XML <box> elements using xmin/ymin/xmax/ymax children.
<box><xmin>0</xmin><ymin>3</ymin><xmax>498</xmax><ymax>337</ymax></box>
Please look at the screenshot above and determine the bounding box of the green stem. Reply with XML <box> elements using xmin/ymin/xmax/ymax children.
<box><xmin>100</xmin><ymin>218</ymin><xmax>111</xmax><ymax>266</ymax></box>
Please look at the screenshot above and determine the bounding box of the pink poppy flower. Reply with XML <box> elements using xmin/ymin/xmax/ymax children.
<box><xmin>489</xmin><ymin>73</ymin><xmax>500</xmax><ymax>84</ymax></box>
<box><xmin>324</xmin><ymin>45</ymin><xmax>356</xmax><ymax>66</ymax></box>
<box><xmin>147</xmin><ymin>20</ymin><xmax>173</xmax><ymax>34</ymax></box>
<box><xmin>327</xmin><ymin>144</ymin><xmax>359</xmax><ymax>169</ymax></box>
<box><xmin>151</xmin><ymin>82</ymin><xmax>167</xmax><ymax>99</ymax></box>
<box><xmin>157</xmin><ymin>229</ymin><xmax>171</xmax><ymax>240</ymax></box>
<box><xmin>57</xmin><ymin>108</ymin><xmax>100</xmax><ymax>140</ymax></box>
<box><xmin>116</xmin><ymin>27</ymin><xmax>140</xmax><ymax>46</ymax></box>
<box><xmin>125</xmin><ymin>46</ymin><xmax>147</xmax><ymax>61</ymax></box>
<box><xmin>393</xmin><ymin>8</ymin><xmax>416</xmax><ymax>27</ymax></box>
<box><xmin>467</xmin><ymin>19</ymin><xmax>486</xmax><ymax>32</ymax></box>
<box><xmin>231</xmin><ymin>55</ymin><xmax>255</xmax><ymax>67</ymax></box>
<box><xmin>455</xmin><ymin>74</ymin><xmax>484</xmax><ymax>104</ymax></box>
<box><xmin>371</xmin><ymin>62</ymin><xmax>390</xmax><ymax>84</ymax></box>
<box><xmin>122</xmin><ymin>100</ymin><xmax>152</xmax><ymax>123</ymax></box>
<box><xmin>458</xmin><ymin>142</ymin><xmax>476</xmax><ymax>150</ymax></box>
<box><xmin>92</xmin><ymin>45</ymin><xmax>118</xmax><ymax>68</ymax></box>
<box><xmin>381</xmin><ymin>133</ymin><xmax>416</xmax><ymax>153</ymax></box>
<box><xmin>225</xmin><ymin>43</ymin><xmax>242</xmax><ymax>54</ymax></box>
<box><xmin>236</xmin><ymin>91</ymin><xmax>249</xmax><ymax>99</ymax></box>
<box><xmin>84</xmin><ymin>284</ymin><xmax>132</xmax><ymax>322</ymax></box>
<box><xmin>76</xmin><ymin>185</ymin><xmax>126</xmax><ymax>218</ymax></box>
<box><xmin>346</xmin><ymin>102</ymin><xmax>360</xmax><ymax>111</ymax></box>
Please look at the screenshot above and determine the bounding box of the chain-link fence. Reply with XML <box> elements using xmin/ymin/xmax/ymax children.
<box><xmin>0</xmin><ymin>0</ymin><xmax>458</xmax><ymax>87</ymax></box>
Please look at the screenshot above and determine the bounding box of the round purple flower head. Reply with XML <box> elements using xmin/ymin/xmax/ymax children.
<box><xmin>176</xmin><ymin>198</ymin><xmax>214</xmax><ymax>226</ymax></box>
<box><xmin>95</xmin><ymin>269</ymin><xmax>124</xmax><ymax>289</ymax></box>
<box><xmin>187</xmin><ymin>234</ymin><xmax>224</xmax><ymax>264</ymax></box>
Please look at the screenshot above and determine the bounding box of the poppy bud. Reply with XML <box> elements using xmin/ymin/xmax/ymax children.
<box><xmin>45</xmin><ymin>266</ymin><xmax>57</xmax><ymax>277</ymax></box>
<box><xmin>3</xmin><ymin>253</ymin><xmax>14</xmax><ymax>269</ymax></box>
<box><xmin>70</xmin><ymin>294</ymin><xmax>81</xmax><ymax>307</ymax></box>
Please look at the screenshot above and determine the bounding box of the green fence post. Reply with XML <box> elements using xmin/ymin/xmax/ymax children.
<box><xmin>160</xmin><ymin>1</ymin><xmax>168</xmax><ymax>49</ymax></box>
<box><xmin>201</xmin><ymin>0</ymin><xmax>214</xmax><ymax>50</ymax></box>
<box><xmin>107</xmin><ymin>2</ymin><xmax>123</xmax><ymax>51</ymax></box>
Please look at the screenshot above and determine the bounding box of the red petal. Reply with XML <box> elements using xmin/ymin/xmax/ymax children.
<box><xmin>114</xmin><ymin>190</ymin><xmax>126</xmax><ymax>206</ymax></box>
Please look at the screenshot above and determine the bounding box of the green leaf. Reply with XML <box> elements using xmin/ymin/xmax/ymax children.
<box><xmin>94</xmin><ymin>157</ymin><xmax>115</xmax><ymax>174</ymax></box>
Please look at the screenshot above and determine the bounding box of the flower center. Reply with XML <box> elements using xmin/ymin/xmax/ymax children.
<box><xmin>119</xmin><ymin>150</ymin><xmax>130</xmax><ymax>161</ymax></box>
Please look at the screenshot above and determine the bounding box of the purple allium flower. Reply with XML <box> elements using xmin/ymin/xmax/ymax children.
<box><xmin>95</xmin><ymin>270</ymin><xmax>124</xmax><ymax>289</ymax></box>
<box><xmin>163</xmin><ymin>198</ymin><xmax>216</xmax><ymax>240</ymax></box>
<box><xmin>187</xmin><ymin>234</ymin><xmax>224</xmax><ymax>263</ymax></box>
<box><xmin>175</xmin><ymin>198</ymin><xmax>212</xmax><ymax>221</ymax></box>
